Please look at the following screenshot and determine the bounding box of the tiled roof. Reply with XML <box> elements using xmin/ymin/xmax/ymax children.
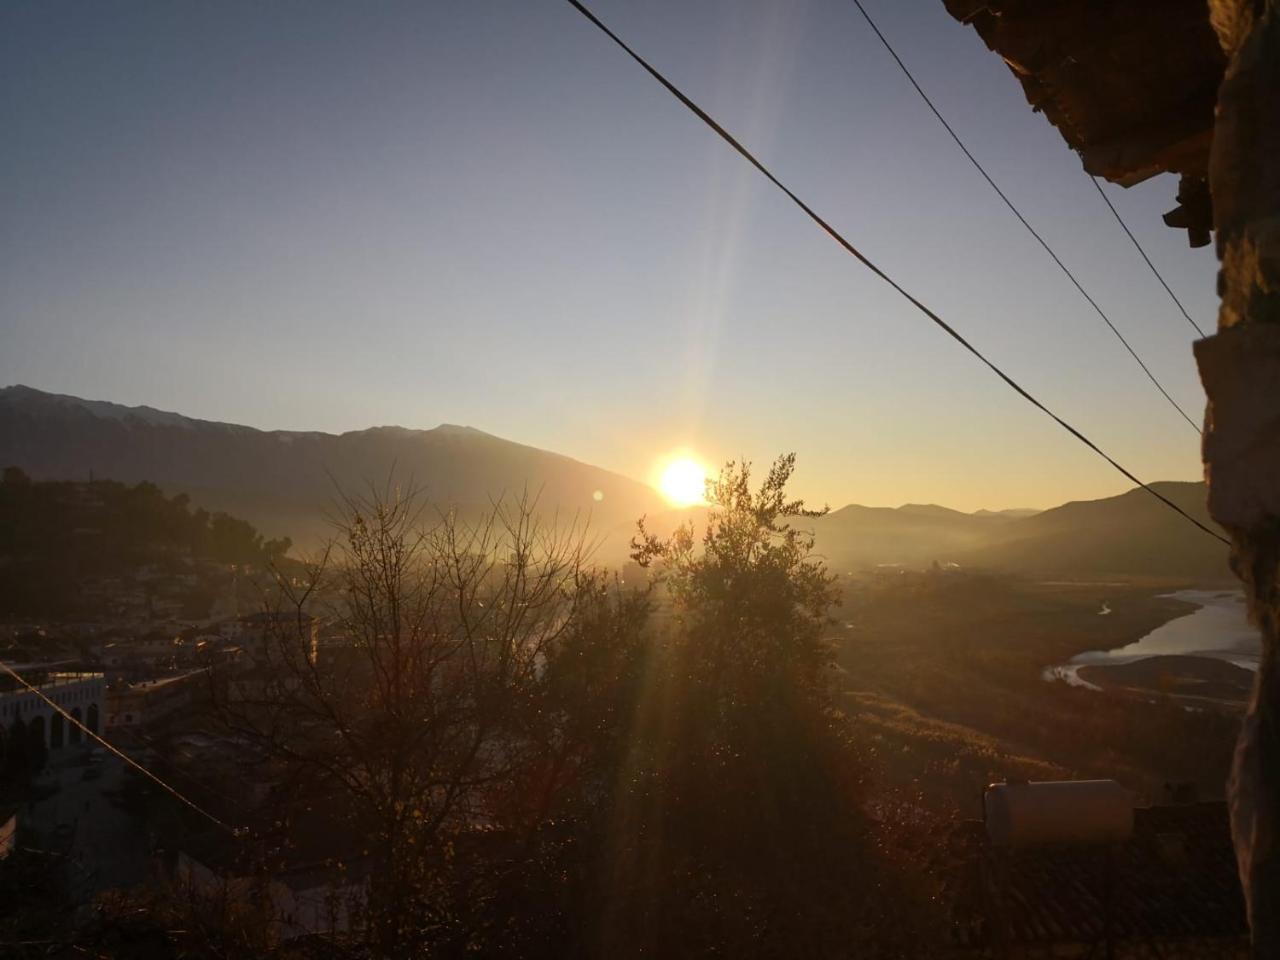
<box><xmin>948</xmin><ymin>802</ymin><xmax>1248</xmax><ymax>949</ymax></box>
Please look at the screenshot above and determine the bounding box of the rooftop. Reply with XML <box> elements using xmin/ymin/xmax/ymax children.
<box><xmin>0</xmin><ymin>666</ymin><xmax>104</xmax><ymax>696</ymax></box>
<box><xmin>949</xmin><ymin>801</ymin><xmax>1247</xmax><ymax>949</ymax></box>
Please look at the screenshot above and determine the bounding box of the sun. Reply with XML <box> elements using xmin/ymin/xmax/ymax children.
<box><xmin>658</xmin><ymin>457</ymin><xmax>708</xmax><ymax>507</ymax></box>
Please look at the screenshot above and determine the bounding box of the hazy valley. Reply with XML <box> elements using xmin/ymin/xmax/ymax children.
<box><xmin>1</xmin><ymin>385</ymin><xmax>1230</xmax><ymax>582</ymax></box>
<box><xmin>2</xmin><ymin>385</ymin><xmax>1247</xmax><ymax>819</ymax></box>
<box><xmin>0</xmin><ymin>388</ymin><xmax>1251</xmax><ymax>956</ymax></box>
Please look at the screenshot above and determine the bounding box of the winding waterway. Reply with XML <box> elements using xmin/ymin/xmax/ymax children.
<box><xmin>1045</xmin><ymin>590</ymin><xmax>1259</xmax><ymax>690</ymax></box>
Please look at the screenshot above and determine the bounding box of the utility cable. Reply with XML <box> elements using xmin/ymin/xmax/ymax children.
<box><xmin>1089</xmin><ymin>176</ymin><xmax>1209</xmax><ymax>338</ymax></box>
<box><xmin>560</xmin><ymin>0</ymin><xmax>1229</xmax><ymax>546</ymax></box>
<box><xmin>847</xmin><ymin>0</ymin><xmax>1202</xmax><ymax>434</ymax></box>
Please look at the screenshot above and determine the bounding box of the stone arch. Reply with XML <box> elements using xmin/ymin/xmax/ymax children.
<box><xmin>6</xmin><ymin>717</ymin><xmax>31</xmax><ymax>772</ymax></box>
<box><xmin>69</xmin><ymin>707</ymin><xmax>82</xmax><ymax>745</ymax></box>
<box><xmin>50</xmin><ymin>711</ymin><xmax>65</xmax><ymax>749</ymax></box>
<box><xmin>27</xmin><ymin>715</ymin><xmax>46</xmax><ymax>772</ymax></box>
<box><xmin>28</xmin><ymin>714</ymin><xmax>45</xmax><ymax>750</ymax></box>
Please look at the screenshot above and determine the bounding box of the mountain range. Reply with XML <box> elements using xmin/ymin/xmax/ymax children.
<box><xmin>809</xmin><ymin>481</ymin><xmax>1227</xmax><ymax>581</ymax></box>
<box><xmin>0</xmin><ymin>385</ymin><xmax>664</xmax><ymax>550</ymax></box>
<box><xmin>0</xmin><ymin>385</ymin><xmax>1230</xmax><ymax>581</ymax></box>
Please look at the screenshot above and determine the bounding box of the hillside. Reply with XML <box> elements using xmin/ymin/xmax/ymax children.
<box><xmin>0</xmin><ymin>471</ymin><xmax>284</xmax><ymax>617</ymax></box>
<box><xmin>807</xmin><ymin>503</ymin><xmax>1016</xmax><ymax>572</ymax></box>
<box><xmin>802</xmin><ymin>483</ymin><xmax>1227</xmax><ymax>583</ymax></box>
<box><xmin>0</xmin><ymin>386</ymin><xmax>664</xmax><ymax>552</ymax></box>
<box><xmin>959</xmin><ymin>481</ymin><xmax>1230</xmax><ymax>582</ymax></box>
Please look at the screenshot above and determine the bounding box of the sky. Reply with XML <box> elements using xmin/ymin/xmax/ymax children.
<box><xmin>0</xmin><ymin>0</ymin><xmax>1220</xmax><ymax>512</ymax></box>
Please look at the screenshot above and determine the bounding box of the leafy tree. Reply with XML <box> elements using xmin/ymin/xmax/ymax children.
<box><xmin>634</xmin><ymin>453</ymin><xmax>837</xmax><ymax>713</ymax></box>
<box><xmin>263</xmin><ymin>536</ymin><xmax>292</xmax><ymax>559</ymax></box>
<box><xmin>603</xmin><ymin>455</ymin><xmax>924</xmax><ymax>958</ymax></box>
<box><xmin>629</xmin><ymin>454</ymin><xmax>846</xmax><ymax>826</ymax></box>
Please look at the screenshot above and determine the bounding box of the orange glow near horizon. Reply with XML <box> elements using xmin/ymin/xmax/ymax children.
<box><xmin>657</xmin><ymin>456</ymin><xmax>708</xmax><ymax>507</ymax></box>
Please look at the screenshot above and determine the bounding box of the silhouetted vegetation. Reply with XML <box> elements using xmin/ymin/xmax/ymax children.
<box><xmin>206</xmin><ymin>483</ymin><xmax>654</xmax><ymax>957</ymax></box>
<box><xmin>5</xmin><ymin>462</ymin><xmax>1232</xmax><ymax>959</ymax></box>
<box><xmin>171</xmin><ymin>459</ymin><xmax>935</xmax><ymax>958</ymax></box>
<box><xmin>605</xmin><ymin>455</ymin><xmax>931</xmax><ymax>957</ymax></box>
<box><xmin>0</xmin><ymin>467</ymin><xmax>290</xmax><ymax>616</ymax></box>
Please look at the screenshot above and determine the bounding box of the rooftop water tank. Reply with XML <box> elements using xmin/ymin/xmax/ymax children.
<box><xmin>984</xmin><ymin>779</ymin><xmax>1134</xmax><ymax>847</ymax></box>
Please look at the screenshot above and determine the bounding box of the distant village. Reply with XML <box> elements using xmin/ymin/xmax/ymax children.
<box><xmin>0</xmin><ymin>540</ymin><xmax>365</xmax><ymax>943</ymax></box>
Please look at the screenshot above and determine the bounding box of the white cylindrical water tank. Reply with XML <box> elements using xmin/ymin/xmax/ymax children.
<box><xmin>984</xmin><ymin>779</ymin><xmax>1134</xmax><ymax>847</ymax></box>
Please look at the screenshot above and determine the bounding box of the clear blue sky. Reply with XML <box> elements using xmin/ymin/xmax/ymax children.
<box><xmin>0</xmin><ymin>0</ymin><xmax>1218</xmax><ymax>510</ymax></box>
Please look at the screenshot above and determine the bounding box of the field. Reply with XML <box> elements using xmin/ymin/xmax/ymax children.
<box><xmin>1078</xmin><ymin>655</ymin><xmax>1254</xmax><ymax>703</ymax></box>
<box><xmin>835</xmin><ymin>571</ymin><xmax>1244</xmax><ymax>814</ymax></box>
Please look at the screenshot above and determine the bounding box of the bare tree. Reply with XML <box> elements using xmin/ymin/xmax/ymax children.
<box><xmin>212</xmin><ymin>483</ymin><xmax>640</xmax><ymax>956</ymax></box>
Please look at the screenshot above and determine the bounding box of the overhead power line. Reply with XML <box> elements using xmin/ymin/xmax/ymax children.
<box><xmin>560</xmin><ymin>0</ymin><xmax>1229</xmax><ymax>546</ymax></box>
<box><xmin>1088</xmin><ymin>176</ymin><xmax>1209</xmax><ymax>338</ymax></box>
<box><xmin>847</xmin><ymin>0</ymin><xmax>1202</xmax><ymax>435</ymax></box>
<box><xmin>0</xmin><ymin>660</ymin><xmax>241</xmax><ymax>835</ymax></box>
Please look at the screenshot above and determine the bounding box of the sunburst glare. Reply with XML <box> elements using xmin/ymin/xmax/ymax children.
<box><xmin>658</xmin><ymin>457</ymin><xmax>708</xmax><ymax>507</ymax></box>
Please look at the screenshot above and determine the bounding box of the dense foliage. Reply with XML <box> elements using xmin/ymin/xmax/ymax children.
<box><xmin>603</xmin><ymin>455</ymin><xmax>926</xmax><ymax>957</ymax></box>
<box><xmin>0</xmin><ymin>467</ymin><xmax>289</xmax><ymax>616</ymax></box>
<box><xmin>163</xmin><ymin>458</ymin><xmax>931</xmax><ymax>958</ymax></box>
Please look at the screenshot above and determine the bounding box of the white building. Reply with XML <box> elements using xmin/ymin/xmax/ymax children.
<box><xmin>0</xmin><ymin>665</ymin><xmax>106</xmax><ymax>752</ymax></box>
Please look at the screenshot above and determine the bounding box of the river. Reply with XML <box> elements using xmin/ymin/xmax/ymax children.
<box><xmin>1045</xmin><ymin>590</ymin><xmax>1260</xmax><ymax>690</ymax></box>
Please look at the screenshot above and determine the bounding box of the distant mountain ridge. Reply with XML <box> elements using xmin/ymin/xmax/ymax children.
<box><xmin>806</xmin><ymin>501</ymin><xmax>1016</xmax><ymax>570</ymax></box>
<box><xmin>972</xmin><ymin>507</ymin><xmax>1040</xmax><ymax>520</ymax></box>
<box><xmin>611</xmin><ymin>481</ymin><xmax>1225</xmax><ymax>581</ymax></box>
<box><xmin>958</xmin><ymin>480</ymin><xmax>1228</xmax><ymax>581</ymax></box>
<box><xmin>0</xmin><ymin>386</ymin><xmax>1229</xmax><ymax>580</ymax></box>
<box><xmin>0</xmin><ymin>384</ymin><xmax>252</xmax><ymax>432</ymax></box>
<box><xmin>0</xmin><ymin>385</ymin><xmax>664</xmax><ymax>551</ymax></box>
<box><xmin>807</xmin><ymin>481</ymin><xmax>1227</xmax><ymax>582</ymax></box>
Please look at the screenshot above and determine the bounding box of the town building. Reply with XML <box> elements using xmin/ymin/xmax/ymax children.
<box><xmin>948</xmin><ymin>783</ymin><xmax>1248</xmax><ymax>958</ymax></box>
<box><xmin>236</xmin><ymin>611</ymin><xmax>319</xmax><ymax>666</ymax></box>
<box><xmin>105</xmin><ymin>669</ymin><xmax>204</xmax><ymax>729</ymax></box>
<box><xmin>0</xmin><ymin>665</ymin><xmax>105</xmax><ymax>752</ymax></box>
